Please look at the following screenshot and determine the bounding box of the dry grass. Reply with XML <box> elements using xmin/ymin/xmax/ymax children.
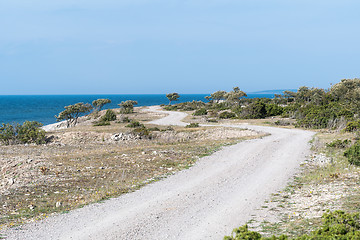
<box><xmin>0</xmin><ymin>109</ymin><xmax>261</xmax><ymax>229</ymax></box>
<box><xmin>247</xmin><ymin>130</ymin><xmax>360</xmax><ymax>238</ymax></box>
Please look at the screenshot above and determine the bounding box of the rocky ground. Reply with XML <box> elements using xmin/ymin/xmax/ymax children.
<box><xmin>0</xmin><ymin>107</ymin><xmax>260</xmax><ymax>230</ymax></box>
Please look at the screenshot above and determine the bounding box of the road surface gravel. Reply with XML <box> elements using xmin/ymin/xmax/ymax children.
<box><xmin>3</xmin><ymin>106</ymin><xmax>314</xmax><ymax>240</ymax></box>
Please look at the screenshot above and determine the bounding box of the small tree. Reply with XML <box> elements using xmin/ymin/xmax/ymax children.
<box><xmin>56</xmin><ymin>102</ymin><xmax>93</xmax><ymax>127</ymax></box>
<box><xmin>209</xmin><ymin>90</ymin><xmax>227</xmax><ymax>103</ymax></box>
<box><xmin>119</xmin><ymin>100</ymin><xmax>138</xmax><ymax>114</ymax></box>
<box><xmin>225</xmin><ymin>87</ymin><xmax>247</xmax><ymax>106</ymax></box>
<box><xmin>92</xmin><ymin>99</ymin><xmax>111</xmax><ymax>112</ymax></box>
<box><xmin>166</xmin><ymin>93</ymin><xmax>180</xmax><ymax>105</ymax></box>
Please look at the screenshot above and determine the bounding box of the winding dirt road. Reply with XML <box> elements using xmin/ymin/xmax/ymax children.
<box><xmin>3</xmin><ymin>107</ymin><xmax>314</xmax><ymax>240</ymax></box>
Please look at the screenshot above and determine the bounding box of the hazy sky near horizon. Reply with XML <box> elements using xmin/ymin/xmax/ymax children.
<box><xmin>1</xmin><ymin>0</ymin><xmax>360</xmax><ymax>94</ymax></box>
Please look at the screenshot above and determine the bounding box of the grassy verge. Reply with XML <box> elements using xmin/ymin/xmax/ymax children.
<box><xmin>245</xmin><ymin>130</ymin><xmax>360</xmax><ymax>238</ymax></box>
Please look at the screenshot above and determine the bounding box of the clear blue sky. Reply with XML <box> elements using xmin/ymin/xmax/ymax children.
<box><xmin>1</xmin><ymin>0</ymin><xmax>359</xmax><ymax>94</ymax></box>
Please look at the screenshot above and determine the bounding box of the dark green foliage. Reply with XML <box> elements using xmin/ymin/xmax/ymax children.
<box><xmin>131</xmin><ymin>127</ymin><xmax>150</xmax><ymax>138</ymax></box>
<box><xmin>327</xmin><ymin>139</ymin><xmax>350</xmax><ymax>149</ymax></box>
<box><xmin>219</xmin><ymin>111</ymin><xmax>237</xmax><ymax>119</ymax></box>
<box><xmin>166</xmin><ymin>93</ymin><xmax>180</xmax><ymax>105</ymax></box>
<box><xmin>294</xmin><ymin>102</ymin><xmax>353</xmax><ymax>129</ymax></box>
<box><xmin>193</xmin><ymin>108</ymin><xmax>208</xmax><ymax>116</ymax></box>
<box><xmin>93</xmin><ymin>121</ymin><xmax>111</xmax><ymax>126</ymax></box>
<box><xmin>120</xmin><ymin>116</ymin><xmax>131</xmax><ymax>123</ymax></box>
<box><xmin>93</xmin><ymin>109</ymin><xmax>117</xmax><ymax>126</ymax></box>
<box><xmin>185</xmin><ymin>123</ymin><xmax>200</xmax><ymax>128</ymax></box>
<box><xmin>92</xmin><ymin>99</ymin><xmax>111</xmax><ymax>111</ymax></box>
<box><xmin>224</xmin><ymin>225</ymin><xmax>262</xmax><ymax>240</ymax></box>
<box><xmin>344</xmin><ymin>141</ymin><xmax>360</xmax><ymax>166</ymax></box>
<box><xmin>119</xmin><ymin>100</ymin><xmax>138</xmax><ymax>114</ymax></box>
<box><xmin>344</xmin><ymin>120</ymin><xmax>360</xmax><ymax>132</ymax></box>
<box><xmin>225</xmin><ymin>211</ymin><xmax>360</xmax><ymax>240</ymax></box>
<box><xmin>56</xmin><ymin>102</ymin><xmax>93</xmax><ymax>127</ymax></box>
<box><xmin>126</xmin><ymin>120</ymin><xmax>144</xmax><ymax>128</ymax></box>
<box><xmin>266</xmin><ymin>104</ymin><xmax>284</xmax><ymax>117</ymax></box>
<box><xmin>274</xmin><ymin>120</ymin><xmax>291</xmax><ymax>126</ymax></box>
<box><xmin>101</xmin><ymin>109</ymin><xmax>117</xmax><ymax>122</ymax></box>
<box><xmin>148</xmin><ymin>127</ymin><xmax>160</xmax><ymax>131</ymax></box>
<box><xmin>241</xmin><ymin>100</ymin><xmax>267</xmax><ymax>119</ymax></box>
<box><xmin>0</xmin><ymin>123</ymin><xmax>16</xmax><ymax>145</ymax></box>
<box><xmin>0</xmin><ymin>121</ymin><xmax>45</xmax><ymax>145</ymax></box>
<box><xmin>163</xmin><ymin>105</ymin><xmax>178</xmax><ymax>111</ymax></box>
<box><xmin>164</xmin><ymin>101</ymin><xmax>206</xmax><ymax>111</ymax></box>
<box><xmin>17</xmin><ymin>121</ymin><xmax>46</xmax><ymax>144</ymax></box>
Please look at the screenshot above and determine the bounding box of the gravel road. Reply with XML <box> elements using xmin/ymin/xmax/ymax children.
<box><xmin>3</xmin><ymin>107</ymin><xmax>314</xmax><ymax>240</ymax></box>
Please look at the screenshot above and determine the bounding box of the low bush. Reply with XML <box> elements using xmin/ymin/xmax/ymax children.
<box><xmin>266</xmin><ymin>103</ymin><xmax>284</xmax><ymax>116</ymax></box>
<box><xmin>224</xmin><ymin>210</ymin><xmax>360</xmax><ymax>240</ymax></box>
<box><xmin>274</xmin><ymin>120</ymin><xmax>291</xmax><ymax>126</ymax></box>
<box><xmin>93</xmin><ymin>121</ymin><xmax>111</xmax><ymax>126</ymax></box>
<box><xmin>126</xmin><ymin>120</ymin><xmax>144</xmax><ymax>128</ymax></box>
<box><xmin>101</xmin><ymin>109</ymin><xmax>116</xmax><ymax>122</ymax></box>
<box><xmin>185</xmin><ymin>123</ymin><xmax>200</xmax><ymax>128</ymax></box>
<box><xmin>344</xmin><ymin>120</ymin><xmax>360</xmax><ymax>132</ymax></box>
<box><xmin>0</xmin><ymin>121</ymin><xmax>46</xmax><ymax>145</ymax></box>
<box><xmin>344</xmin><ymin>141</ymin><xmax>360</xmax><ymax>166</ymax></box>
<box><xmin>219</xmin><ymin>111</ymin><xmax>237</xmax><ymax>119</ymax></box>
<box><xmin>17</xmin><ymin>121</ymin><xmax>46</xmax><ymax>144</ymax></box>
<box><xmin>193</xmin><ymin>108</ymin><xmax>208</xmax><ymax>116</ymax></box>
<box><xmin>131</xmin><ymin>126</ymin><xmax>151</xmax><ymax>138</ymax></box>
<box><xmin>163</xmin><ymin>105</ymin><xmax>178</xmax><ymax>111</ymax></box>
<box><xmin>148</xmin><ymin>127</ymin><xmax>160</xmax><ymax>131</ymax></box>
<box><xmin>327</xmin><ymin>139</ymin><xmax>350</xmax><ymax>149</ymax></box>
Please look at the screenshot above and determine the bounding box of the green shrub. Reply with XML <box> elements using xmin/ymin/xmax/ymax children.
<box><xmin>241</xmin><ymin>100</ymin><xmax>267</xmax><ymax>119</ymax></box>
<box><xmin>225</xmin><ymin>211</ymin><xmax>360</xmax><ymax>240</ymax></box>
<box><xmin>131</xmin><ymin>126</ymin><xmax>151</xmax><ymax>138</ymax></box>
<box><xmin>344</xmin><ymin>120</ymin><xmax>360</xmax><ymax>132</ymax></box>
<box><xmin>163</xmin><ymin>105</ymin><xmax>178</xmax><ymax>111</ymax></box>
<box><xmin>148</xmin><ymin>127</ymin><xmax>160</xmax><ymax>131</ymax></box>
<box><xmin>0</xmin><ymin>121</ymin><xmax>45</xmax><ymax>145</ymax></box>
<box><xmin>17</xmin><ymin>121</ymin><xmax>46</xmax><ymax>144</ymax></box>
<box><xmin>185</xmin><ymin>123</ymin><xmax>200</xmax><ymax>128</ymax></box>
<box><xmin>126</xmin><ymin>120</ymin><xmax>144</xmax><ymax>128</ymax></box>
<box><xmin>327</xmin><ymin>139</ymin><xmax>350</xmax><ymax>148</ymax></box>
<box><xmin>219</xmin><ymin>111</ymin><xmax>237</xmax><ymax>119</ymax></box>
<box><xmin>0</xmin><ymin>123</ymin><xmax>16</xmax><ymax>145</ymax></box>
<box><xmin>274</xmin><ymin>120</ymin><xmax>291</xmax><ymax>126</ymax></box>
<box><xmin>101</xmin><ymin>109</ymin><xmax>117</xmax><ymax>122</ymax></box>
<box><xmin>266</xmin><ymin>103</ymin><xmax>284</xmax><ymax>116</ymax></box>
<box><xmin>193</xmin><ymin>108</ymin><xmax>208</xmax><ymax>116</ymax></box>
<box><xmin>344</xmin><ymin>141</ymin><xmax>360</xmax><ymax>166</ymax></box>
<box><xmin>93</xmin><ymin>121</ymin><xmax>111</xmax><ymax>126</ymax></box>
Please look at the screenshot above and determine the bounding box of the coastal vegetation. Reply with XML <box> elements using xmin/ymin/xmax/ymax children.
<box><xmin>160</xmin><ymin>78</ymin><xmax>360</xmax><ymax>238</ymax></box>
<box><xmin>92</xmin><ymin>98</ymin><xmax>111</xmax><ymax>112</ymax></box>
<box><xmin>1</xmin><ymin>78</ymin><xmax>360</xmax><ymax>237</ymax></box>
<box><xmin>0</xmin><ymin>105</ymin><xmax>260</xmax><ymax>230</ymax></box>
<box><xmin>166</xmin><ymin>92</ymin><xmax>180</xmax><ymax>105</ymax></box>
<box><xmin>224</xmin><ymin>211</ymin><xmax>360</xmax><ymax>239</ymax></box>
<box><xmin>0</xmin><ymin>121</ymin><xmax>45</xmax><ymax>145</ymax></box>
<box><xmin>119</xmin><ymin>100</ymin><xmax>138</xmax><ymax>114</ymax></box>
<box><xmin>56</xmin><ymin>102</ymin><xmax>93</xmax><ymax>127</ymax></box>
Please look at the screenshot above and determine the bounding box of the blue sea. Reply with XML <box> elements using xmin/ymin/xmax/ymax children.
<box><xmin>0</xmin><ymin>93</ymin><xmax>277</xmax><ymax>126</ymax></box>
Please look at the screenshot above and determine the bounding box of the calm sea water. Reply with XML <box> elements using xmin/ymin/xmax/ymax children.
<box><xmin>0</xmin><ymin>93</ymin><xmax>275</xmax><ymax>125</ymax></box>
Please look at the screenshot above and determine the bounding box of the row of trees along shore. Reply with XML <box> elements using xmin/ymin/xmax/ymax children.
<box><xmin>2</xmin><ymin>79</ymin><xmax>360</xmax><ymax>147</ymax></box>
<box><xmin>165</xmin><ymin>78</ymin><xmax>360</xmax><ymax>130</ymax></box>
